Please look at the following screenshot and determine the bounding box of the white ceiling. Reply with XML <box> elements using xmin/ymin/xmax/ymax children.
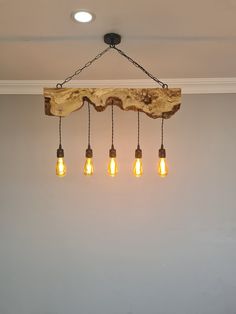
<box><xmin>0</xmin><ymin>0</ymin><xmax>236</xmax><ymax>80</ymax></box>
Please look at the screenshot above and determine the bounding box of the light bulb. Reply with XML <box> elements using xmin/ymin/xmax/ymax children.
<box><xmin>158</xmin><ymin>145</ymin><xmax>168</xmax><ymax>177</ymax></box>
<box><xmin>133</xmin><ymin>158</ymin><xmax>143</xmax><ymax>177</ymax></box>
<box><xmin>84</xmin><ymin>144</ymin><xmax>93</xmax><ymax>176</ymax></box>
<box><xmin>158</xmin><ymin>157</ymin><xmax>168</xmax><ymax>177</ymax></box>
<box><xmin>133</xmin><ymin>146</ymin><xmax>143</xmax><ymax>177</ymax></box>
<box><xmin>108</xmin><ymin>157</ymin><xmax>118</xmax><ymax>177</ymax></box>
<box><xmin>56</xmin><ymin>157</ymin><xmax>66</xmax><ymax>177</ymax></box>
<box><xmin>108</xmin><ymin>145</ymin><xmax>118</xmax><ymax>177</ymax></box>
<box><xmin>56</xmin><ymin>145</ymin><xmax>66</xmax><ymax>177</ymax></box>
<box><xmin>84</xmin><ymin>146</ymin><xmax>94</xmax><ymax>176</ymax></box>
<box><xmin>84</xmin><ymin>158</ymin><xmax>94</xmax><ymax>176</ymax></box>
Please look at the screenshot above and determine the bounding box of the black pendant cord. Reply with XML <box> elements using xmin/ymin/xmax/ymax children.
<box><xmin>87</xmin><ymin>102</ymin><xmax>91</xmax><ymax>147</ymax></box>
<box><xmin>137</xmin><ymin>110</ymin><xmax>140</xmax><ymax>148</ymax></box>
<box><xmin>85</xmin><ymin>101</ymin><xmax>93</xmax><ymax>158</ymax></box>
<box><xmin>161</xmin><ymin>117</ymin><xmax>164</xmax><ymax>147</ymax></box>
<box><xmin>109</xmin><ymin>101</ymin><xmax>116</xmax><ymax>158</ymax></box>
<box><xmin>57</xmin><ymin>116</ymin><xmax>64</xmax><ymax>158</ymax></box>
<box><xmin>111</xmin><ymin>104</ymin><xmax>114</xmax><ymax>148</ymax></box>
<box><xmin>158</xmin><ymin>116</ymin><xmax>166</xmax><ymax>158</ymax></box>
<box><xmin>135</xmin><ymin>110</ymin><xmax>142</xmax><ymax>159</ymax></box>
<box><xmin>59</xmin><ymin>116</ymin><xmax>62</xmax><ymax>148</ymax></box>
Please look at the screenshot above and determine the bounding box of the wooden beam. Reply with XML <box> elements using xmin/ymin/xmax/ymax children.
<box><xmin>44</xmin><ymin>87</ymin><xmax>181</xmax><ymax>119</ymax></box>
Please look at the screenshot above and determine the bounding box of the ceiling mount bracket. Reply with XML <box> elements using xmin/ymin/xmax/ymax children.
<box><xmin>104</xmin><ymin>33</ymin><xmax>121</xmax><ymax>46</ymax></box>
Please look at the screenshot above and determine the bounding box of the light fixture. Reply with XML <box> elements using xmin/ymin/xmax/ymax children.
<box><xmin>133</xmin><ymin>110</ymin><xmax>143</xmax><ymax>177</ymax></box>
<box><xmin>44</xmin><ymin>33</ymin><xmax>181</xmax><ymax>177</ymax></box>
<box><xmin>108</xmin><ymin>103</ymin><xmax>118</xmax><ymax>177</ymax></box>
<box><xmin>73</xmin><ymin>10</ymin><xmax>94</xmax><ymax>23</ymax></box>
<box><xmin>84</xmin><ymin>102</ymin><xmax>94</xmax><ymax>176</ymax></box>
<box><xmin>158</xmin><ymin>117</ymin><xmax>168</xmax><ymax>178</ymax></box>
<box><xmin>56</xmin><ymin>117</ymin><xmax>67</xmax><ymax>177</ymax></box>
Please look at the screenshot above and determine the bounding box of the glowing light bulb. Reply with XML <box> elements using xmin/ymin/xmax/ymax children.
<box><xmin>108</xmin><ymin>145</ymin><xmax>118</xmax><ymax>177</ymax></box>
<box><xmin>158</xmin><ymin>157</ymin><xmax>168</xmax><ymax>177</ymax></box>
<box><xmin>84</xmin><ymin>158</ymin><xmax>94</xmax><ymax>176</ymax></box>
<box><xmin>83</xmin><ymin>145</ymin><xmax>94</xmax><ymax>176</ymax></box>
<box><xmin>56</xmin><ymin>157</ymin><xmax>66</xmax><ymax>177</ymax></box>
<box><xmin>108</xmin><ymin>157</ymin><xmax>118</xmax><ymax>177</ymax></box>
<box><xmin>133</xmin><ymin>146</ymin><xmax>143</xmax><ymax>177</ymax></box>
<box><xmin>158</xmin><ymin>145</ymin><xmax>168</xmax><ymax>177</ymax></box>
<box><xmin>56</xmin><ymin>145</ymin><xmax>66</xmax><ymax>177</ymax></box>
<box><xmin>133</xmin><ymin>158</ymin><xmax>143</xmax><ymax>177</ymax></box>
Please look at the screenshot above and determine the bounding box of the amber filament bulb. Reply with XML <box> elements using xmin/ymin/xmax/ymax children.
<box><xmin>108</xmin><ymin>157</ymin><xmax>118</xmax><ymax>177</ymax></box>
<box><xmin>84</xmin><ymin>157</ymin><xmax>94</xmax><ymax>176</ymax></box>
<box><xmin>108</xmin><ymin>104</ymin><xmax>118</xmax><ymax>177</ymax></box>
<box><xmin>133</xmin><ymin>143</ymin><xmax>143</xmax><ymax>178</ymax></box>
<box><xmin>157</xmin><ymin>118</ymin><xmax>168</xmax><ymax>178</ymax></box>
<box><xmin>108</xmin><ymin>145</ymin><xmax>118</xmax><ymax>177</ymax></box>
<box><xmin>56</xmin><ymin>117</ymin><xmax>67</xmax><ymax>177</ymax></box>
<box><xmin>133</xmin><ymin>158</ymin><xmax>143</xmax><ymax>177</ymax></box>
<box><xmin>56</xmin><ymin>157</ymin><xmax>66</xmax><ymax>177</ymax></box>
<box><xmin>158</xmin><ymin>157</ymin><xmax>168</xmax><ymax>177</ymax></box>
<box><xmin>133</xmin><ymin>111</ymin><xmax>143</xmax><ymax>177</ymax></box>
<box><xmin>158</xmin><ymin>142</ymin><xmax>168</xmax><ymax>178</ymax></box>
<box><xmin>84</xmin><ymin>103</ymin><xmax>94</xmax><ymax>176</ymax></box>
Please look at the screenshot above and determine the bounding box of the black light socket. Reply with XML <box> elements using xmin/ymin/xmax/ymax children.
<box><xmin>159</xmin><ymin>144</ymin><xmax>166</xmax><ymax>158</ymax></box>
<box><xmin>135</xmin><ymin>145</ymin><xmax>142</xmax><ymax>158</ymax></box>
<box><xmin>85</xmin><ymin>145</ymin><xmax>93</xmax><ymax>158</ymax></box>
<box><xmin>57</xmin><ymin>145</ymin><xmax>64</xmax><ymax>158</ymax></box>
<box><xmin>109</xmin><ymin>144</ymin><xmax>116</xmax><ymax>158</ymax></box>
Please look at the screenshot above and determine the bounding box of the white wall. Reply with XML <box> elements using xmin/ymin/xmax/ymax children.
<box><xmin>0</xmin><ymin>94</ymin><xmax>236</xmax><ymax>314</ymax></box>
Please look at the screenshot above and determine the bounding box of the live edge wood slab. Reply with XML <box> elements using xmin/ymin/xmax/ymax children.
<box><xmin>44</xmin><ymin>87</ymin><xmax>181</xmax><ymax>119</ymax></box>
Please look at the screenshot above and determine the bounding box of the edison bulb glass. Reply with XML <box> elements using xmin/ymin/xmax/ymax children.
<box><xmin>84</xmin><ymin>158</ymin><xmax>94</xmax><ymax>176</ymax></box>
<box><xmin>158</xmin><ymin>158</ymin><xmax>168</xmax><ymax>177</ymax></box>
<box><xmin>108</xmin><ymin>158</ymin><xmax>118</xmax><ymax>177</ymax></box>
<box><xmin>56</xmin><ymin>157</ymin><xmax>66</xmax><ymax>177</ymax></box>
<box><xmin>133</xmin><ymin>158</ymin><xmax>143</xmax><ymax>177</ymax></box>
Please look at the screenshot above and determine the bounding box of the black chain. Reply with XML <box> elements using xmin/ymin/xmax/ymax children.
<box><xmin>56</xmin><ymin>43</ymin><xmax>168</xmax><ymax>89</ymax></box>
<box><xmin>56</xmin><ymin>46</ymin><xmax>111</xmax><ymax>88</ymax></box>
<box><xmin>112</xmin><ymin>46</ymin><xmax>168</xmax><ymax>88</ymax></box>
<box><xmin>59</xmin><ymin>116</ymin><xmax>62</xmax><ymax>147</ymax></box>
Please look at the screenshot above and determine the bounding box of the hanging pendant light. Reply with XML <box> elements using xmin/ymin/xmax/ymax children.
<box><xmin>108</xmin><ymin>103</ymin><xmax>118</xmax><ymax>177</ymax></box>
<box><xmin>157</xmin><ymin>117</ymin><xmax>168</xmax><ymax>177</ymax></box>
<box><xmin>56</xmin><ymin>117</ymin><xmax>67</xmax><ymax>177</ymax></box>
<box><xmin>84</xmin><ymin>102</ymin><xmax>94</xmax><ymax>176</ymax></box>
<box><xmin>45</xmin><ymin>33</ymin><xmax>180</xmax><ymax>178</ymax></box>
<box><xmin>133</xmin><ymin>110</ymin><xmax>143</xmax><ymax>177</ymax></box>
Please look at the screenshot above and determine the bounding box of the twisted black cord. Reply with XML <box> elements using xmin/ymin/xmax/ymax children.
<box><xmin>111</xmin><ymin>104</ymin><xmax>114</xmax><ymax>147</ymax></box>
<box><xmin>161</xmin><ymin>117</ymin><xmax>164</xmax><ymax>147</ymax></box>
<box><xmin>137</xmin><ymin>110</ymin><xmax>140</xmax><ymax>147</ymax></box>
<box><xmin>59</xmin><ymin>116</ymin><xmax>62</xmax><ymax>147</ymax></box>
<box><xmin>87</xmin><ymin>102</ymin><xmax>91</xmax><ymax>147</ymax></box>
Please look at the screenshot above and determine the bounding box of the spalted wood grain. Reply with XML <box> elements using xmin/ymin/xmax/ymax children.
<box><xmin>44</xmin><ymin>88</ymin><xmax>181</xmax><ymax>119</ymax></box>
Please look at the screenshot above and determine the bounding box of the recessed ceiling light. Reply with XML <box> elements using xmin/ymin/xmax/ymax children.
<box><xmin>73</xmin><ymin>10</ymin><xmax>94</xmax><ymax>23</ymax></box>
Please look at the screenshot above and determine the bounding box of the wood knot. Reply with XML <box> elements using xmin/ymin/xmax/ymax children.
<box><xmin>143</xmin><ymin>94</ymin><xmax>152</xmax><ymax>105</ymax></box>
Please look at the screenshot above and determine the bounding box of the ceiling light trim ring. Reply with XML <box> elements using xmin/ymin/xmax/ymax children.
<box><xmin>73</xmin><ymin>10</ymin><xmax>95</xmax><ymax>23</ymax></box>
